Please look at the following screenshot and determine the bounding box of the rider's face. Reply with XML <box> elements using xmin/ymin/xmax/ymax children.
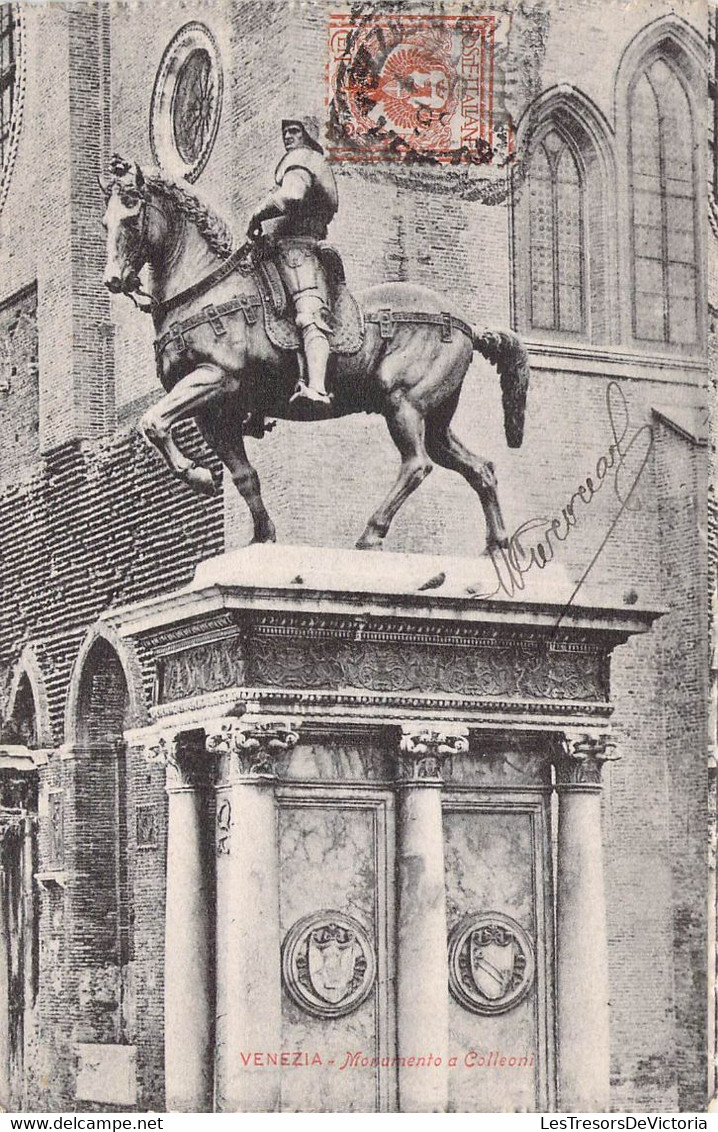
<box><xmin>283</xmin><ymin>124</ymin><xmax>305</xmax><ymax>151</ymax></box>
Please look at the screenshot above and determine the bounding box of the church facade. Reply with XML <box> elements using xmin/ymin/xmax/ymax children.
<box><xmin>0</xmin><ymin>0</ymin><xmax>713</xmax><ymax>1113</ymax></box>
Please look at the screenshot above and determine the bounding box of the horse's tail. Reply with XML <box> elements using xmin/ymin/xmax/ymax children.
<box><xmin>472</xmin><ymin>328</ymin><xmax>530</xmax><ymax>449</ymax></box>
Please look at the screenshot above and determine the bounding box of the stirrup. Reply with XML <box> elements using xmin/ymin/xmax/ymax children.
<box><xmin>289</xmin><ymin>381</ymin><xmax>333</xmax><ymax>406</ymax></box>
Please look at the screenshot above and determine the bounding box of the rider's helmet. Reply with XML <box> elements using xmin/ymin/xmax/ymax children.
<box><xmin>281</xmin><ymin>116</ymin><xmax>324</xmax><ymax>154</ymax></box>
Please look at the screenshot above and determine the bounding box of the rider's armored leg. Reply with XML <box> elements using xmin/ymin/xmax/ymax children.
<box><xmin>275</xmin><ymin>240</ymin><xmax>333</xmax><ymax>406</ymax></box>
<box><xmin>292</xmin><ymin>290</ymin><xmax>332</xmax><ymax>404</ymax></box>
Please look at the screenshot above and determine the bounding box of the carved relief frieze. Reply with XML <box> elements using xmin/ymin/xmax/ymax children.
<box><xmin>136</xmin><ymin>804</ymin><xmax>158</xmax><ymax>849</ymax></box>
<box><xmin>215</xmin><ymin>797</ymin><xmax>231</xmax><ymax>855</ymax></box>
<box><xmin>397</xmin><ymin>724</ymin><xmax>469</xmax><ymax>784</ymax></box>
<box><xmin>248</xmin><ymin>629</ymin><xmax>607</xmax><ymax>703</ymax></box>
<box><xmin>159</xmin><ymin>637</ymin><xmax>245</xmax><ymax>703</ymax></box>
<box><xmin>48</xmin><ymin>790</ymin><xmax>64</xmax><ymax>866</ymax></box>
<box><xmin>448</xmin><ymin>912</ymin><xmax>535</xmax><ymax>1015</ymax></box>
<box><xmin>282</xmin><ymin>911</ymin><xmax>376</xmax><ymax>1018</ymax></box>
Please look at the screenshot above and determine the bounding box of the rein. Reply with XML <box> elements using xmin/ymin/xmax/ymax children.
<box><xmin>127</xmin><ymin>187</ymin><xmax>252</xmax><ymax>319</ymax></box>
<box><xmin>151</xmin><ymin>244</ymin><xmax>251</xmax><ymax>321</ymax></box>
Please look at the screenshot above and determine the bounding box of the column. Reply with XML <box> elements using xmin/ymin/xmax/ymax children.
<box><xmin>154</xmin><ymin>731</ymin><xmax>214</xmax><ymax>1113</ymax></box>
<box><xmin>394</xmin><ymin>724</ymin><xmax>468</xmax><ymax>1113</ymax></box>
<box><xmin>554</xmin><ymin>731</ymin><xmax>616</xmax><ymax>1112</ymax></box>
<box><xmin>207</xmin><ymin>718</ymin><xmax>297</xmax><ymax>1113</ymax></box>
<box><xmin>21</xmin><ymin>805</ymin><xmax>37</xmax><ymax>1111</ymax></box>
<box><xmin>0</xmin><ymin>813</ymin><xmax>15</xmax><ymax>1107</ymax></box>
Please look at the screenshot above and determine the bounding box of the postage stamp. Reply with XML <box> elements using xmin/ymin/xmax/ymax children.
<box><xmin>328</xmin><ymin>10</ymin><xmax>514</xmax><ymax>166</ymax></box>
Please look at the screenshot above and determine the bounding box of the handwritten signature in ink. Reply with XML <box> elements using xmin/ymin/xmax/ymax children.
<box><xmin>468</xmin><ymin>380</ymin><xmax>655</xmax><ymax>624</ymax></box>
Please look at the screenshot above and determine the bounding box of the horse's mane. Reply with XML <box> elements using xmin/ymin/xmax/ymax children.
<box><xmin>144</xmin><ymin>172</ymin><xmax>235</xmax><ymax>260</ymax></box>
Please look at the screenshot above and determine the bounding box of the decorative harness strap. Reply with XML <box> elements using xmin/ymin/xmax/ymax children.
<box><xmin>154</xmin><ymin>244</ymin><xmax>249</xmax><ymax>320</ymax></box>
<box><xmin>156</xmin><ymin>302</ymin><xmax>475</xmax><ymax>360</ymax></box>
<box><xmin>365</xmin><ymin>309</ymin><xmax>474</xmax><ymax>343</ymax></box>
<box><xmin>155</xmin><ymin>295</ymin><xmax>262</xmax><ymax>359</ymax></box>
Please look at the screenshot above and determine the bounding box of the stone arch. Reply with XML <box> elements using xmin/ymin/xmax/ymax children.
<box><xmin>614</xmin><ymin>15</ymin><xmax>707</xmax><ymax>349</ymax></box>
<box><xmin>512</xmin><ymin>85</ymin><xmax>618</xmax><ymax>344</ymax></box>
<box><xmin>614</xmin><ymin>15</ymin><xmax>706</xmax><ymax>119</ymax></box>
<box><xmin>5</xmin><ymin>645</ymin><xmax>52</xmax><ymax>748</ymax></box>
<box><xmin>63</xmin><ymin>623</ymin><xmax>146</xmax><ymax>1044</ymax></box>
<box><xmin>517</xmin><ymin>85</ymin><xmax>616</xmax><ymax>178</ymax></box>
<box><xmin>64</xmin><ymin>621</ymin><xmax>147</xmax><ymax>748</ymax></box>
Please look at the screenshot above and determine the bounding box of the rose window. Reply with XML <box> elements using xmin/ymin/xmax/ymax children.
<box><xmin>150</xmin><ymin>23</ymin><xmax>222</xmax><ymax>183</ymax></box>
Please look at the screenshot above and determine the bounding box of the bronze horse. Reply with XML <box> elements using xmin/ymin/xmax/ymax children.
<box><xmin>100</xmin><ymin>158</ymin><xmax>529</xmax><ymax>551</ymax></box>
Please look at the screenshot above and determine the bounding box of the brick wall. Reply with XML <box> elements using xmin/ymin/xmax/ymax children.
<box><xmin>0</xmin><ymin>430</ymin><xmax>222</xmax><ymax>1108</ymax></box>
<box><xmin>0</xmin><ymin>285</ymin><xmax>39</xmax><ymax>473</ymax></box>
<box><xmin>126</xmin><ymin>750</ymin><xmax>167</xmax><ymax>1111</ymax></box>
<box><xmin>655</xmin><ymin>422</ymin><xmax>711</xmax><ymax>1108</ymax></box>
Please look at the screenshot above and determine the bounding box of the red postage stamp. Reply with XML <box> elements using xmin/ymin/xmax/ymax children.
<box><xmin>328</xmin><ymin>10</ymin><xmax>511</xmax><ymax>165</ymax></box>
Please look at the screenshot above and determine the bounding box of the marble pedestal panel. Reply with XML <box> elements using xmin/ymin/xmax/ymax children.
<box><xmin>110</xmin><ymin>545</ymin><xmax>659</xmax><ymax>1113</ymax></box>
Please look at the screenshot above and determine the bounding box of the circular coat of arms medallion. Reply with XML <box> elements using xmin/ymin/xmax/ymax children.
<box><xmin>448</xmin><ymin>912</ymin><xmax>535</xmax><ymax>1015</ymax></box>
<box><xmin>282</xmin><ymin>911</ymin><xmax>376</xmax><ymax>1018</ymax></box>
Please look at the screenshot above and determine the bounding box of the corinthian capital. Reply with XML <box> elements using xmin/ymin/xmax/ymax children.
<box><xmin>146</xmin><ymin>729</ymin><xmax>211</xmax><ymax>790</ymax></box>
<box><xmin>207</xmin><ymin>717</ymin><xmax>299</xmax><ymax>781</ymax></box>
<box><xmin>396</xmin><ymin>723</ymin><xmax>469</xmax><ymax>785</ymax></box>
<box><xmin>146</xmin><ymin>732</ymin><xmax>178</xmax><ymax>768</ymax></box>
<box><xmin>555</xmin><ymin>730</ymin><xmax>618</xmax><ymax>789</ymax></box>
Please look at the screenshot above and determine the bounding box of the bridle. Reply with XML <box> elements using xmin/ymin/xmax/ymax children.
<box><xmin>108</xmin><ymin>187</ymin><xmax>183</xmax><ymax>315</ymax></box>
<box><xmin>105</xmin><ymin>176</ymin><xmax>261</xmax><ymax>321</ymax></box>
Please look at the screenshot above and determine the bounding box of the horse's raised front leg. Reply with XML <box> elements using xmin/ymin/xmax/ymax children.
<box><xmin>356</xmin><ymin>396</ymin><xmax>433</xmax><ymax>550</ymax></box>
<box><xmin>198</xmin><ymin>403</ymin><xmax>277</xmax><ymax>545</ymax></box>
<box><xmin>139</xmin><ymin>364</ymin><xmax>228</xmax><ymax>496</ymax></box>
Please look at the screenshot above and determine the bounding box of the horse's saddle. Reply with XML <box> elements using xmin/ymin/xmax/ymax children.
<box><xmin>253</xmin><ymin>245</ymin><xmax>364</xmax><ymax>356</ymax></box>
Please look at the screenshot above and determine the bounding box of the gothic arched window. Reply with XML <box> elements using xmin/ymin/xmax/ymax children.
<box><xmin>0</xmin><ymin>4</ymin><xmax>17</xmax><ymax>174</ymax></box>
<box><xmin>629</xmin><ymin>57</ymin><xmax>699</xmax><ymax>345</ymax></box>
<box><xmin>528</xmin><ymin>130</ymin><xmax>585</xmax><ymax>334</ymax></box>
<box><xmin>512</xmin><ymin>88</ymin><xmax>616</xmax><ymax>344</ymax></box>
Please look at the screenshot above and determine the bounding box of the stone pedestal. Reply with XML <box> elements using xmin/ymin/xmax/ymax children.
<box><xmin>555</xmin><ymin>733</ymin><xmax>615</xmax><ymax>1112</ymax></box>
<box><xmin>157</xmin><ymin>733</ymin><xmax>214</xmax><ymax>1113</ymax></box>
<box><xmin>209</xmin><ymin>719</ymin><xmax>295</xmax><ymax>1113</ymax></box>
<box><xmin>109</xmin><ymin>543</ymin><xmax>660</xmax><ymax>1114</ymax></box>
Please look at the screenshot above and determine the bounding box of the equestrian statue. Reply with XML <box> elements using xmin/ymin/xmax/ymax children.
<box><xmin>99</xmin><ymin>118</ymin><xmax>529</xmax><ymax>552</ymax></box>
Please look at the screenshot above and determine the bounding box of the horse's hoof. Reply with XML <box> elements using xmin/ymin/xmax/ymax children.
<box><xmin>177</xmin><ymin>464</ymin><xmax>217</xmax><ymax>496</ymax></box>
<box><xmin>355</xmin><ymin>538</ymin><xmax>384</xmax><ymax>551</ymax></box>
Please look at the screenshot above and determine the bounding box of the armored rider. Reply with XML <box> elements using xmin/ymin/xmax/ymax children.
<box><xmin>247</xmin><ymin>117</ymin><xmax>339</xmax><ymax>408</ymax></box>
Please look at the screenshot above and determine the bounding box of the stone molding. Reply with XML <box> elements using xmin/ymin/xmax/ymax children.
<box><xmin>149</xmin><ymin>684</ymin><xmax>612</xmax><ymax>725</ymax></box>
<box><xmin>152</xmin><ymin>614</ymin><xmax>243</xmax><ymax>657</ymax></box>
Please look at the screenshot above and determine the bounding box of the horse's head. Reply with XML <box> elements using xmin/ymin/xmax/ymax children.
<box><xmin>99</xmin><ymin>155</ymin><xmax>150</xmax><ymax>295</ymax></box>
